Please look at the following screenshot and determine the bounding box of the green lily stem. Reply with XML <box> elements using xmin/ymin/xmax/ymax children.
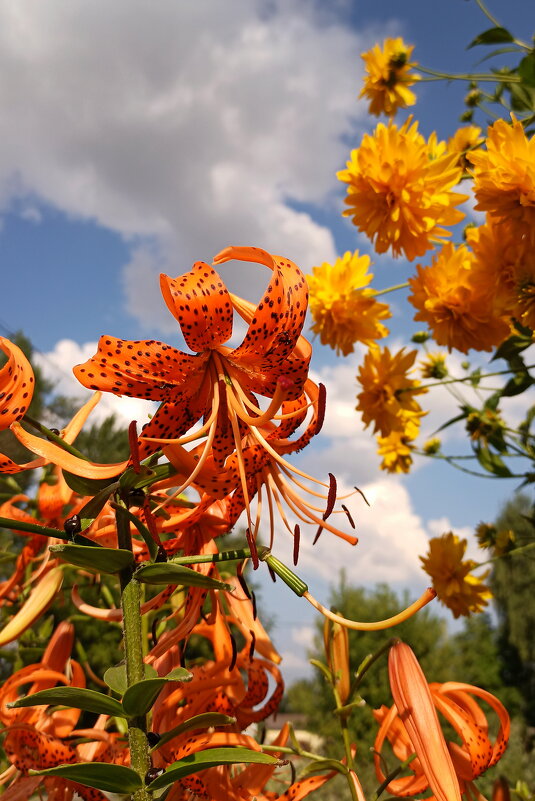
<box><xmin>116</xmin><ymin>499</ymin><xmax>152</xmax><ymax>801</ymax></box>
<box><xmin>24</xmin><ymin>415</ymin><xmax>89</xmax><ymax>460</ymax></box>
<box><xmin>371</xmin><ymin>282</ymin><xmax>409</xmax><ymax>297</ymax></box>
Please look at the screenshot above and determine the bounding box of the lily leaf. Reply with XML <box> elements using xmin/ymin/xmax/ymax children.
<box><xmin>122</xmin><ymin>670</ymin><xmax>192</xmax><ymax>717</ymax></box>
<box><xmin>148</xmin><ymin>748</ymin><xmax>278</xmax><ymax>791</ymax></box>
<box><xmin>77</xmin><ymin>482</ymin><xmax>120</xmax><ymax>527</ymax></box>
<box><xmin>9</xmin><ymin>687</ymin><xmax>125</xmax><ymax>718</ymax></box>
<box><xmin>49</xmin><ymin>544</ymin><xmax>134</xmax><ymax>574</ymax></box>
<box><xmin>153</xmin><ymin>713</ymin><xmax>236</xmax><ymax>751</ymax></box>
<box><xmin>30</xmin><ymin>763</ymin><xmax>141</xmax><ymax>793</ymax></box>
<box><xmin>135</xmin><ymin>562</ymin><xmax>232</xmax><ymax>590</ymax></box>
<box><xmin>300</xmin><ymin>758</ymin><xmax>347</xmax><ymax>777</ymax></box>
<box><xmin>104</xmin><ymin>663</ymin><xmax>158</xmax><ymax>695</ymax></box>
<box><xmin>63</xmin><ymin>471</ymin><xmax>120</xmax><ymax>495</ymax></box>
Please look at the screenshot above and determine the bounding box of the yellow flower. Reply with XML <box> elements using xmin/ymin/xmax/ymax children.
<box><xmin>359</xmin><ymin>37</ymin><xmax>419</xmax><ymax>117</ymax></box>
<box><xmin>357</xmin><ymin>346</ymin><xmax>427</xmax><ymax>437</ymax></box>
<box><xmin>408</xmin><ymin>242</ymin><xmax>511</xmax><ymax>353</ymax></box>
<box><xmin>420</xmin><ymin>532</ymin><xmax>492</xmax><ymax>617</ymax></box>
<box><xmin>337</xmin><ymin>118</ymin><xmax>467</xmax><ymax>261</ymax></box>
<box><xmin>476</xmin><ymin>522</ymin><xmax>515</xmax><ymax>556</ymax></box>
<box><xmin>468</xmin><ymin>116</ymin><xmax>535</xmax><ymax>242</ymax></box>
<box><xmin>306</xmin><ymin>251</ymin><xmax>391</xmax><ymax>356</ymax></box>
<box><xmin>447</xmin><ymin>125</ymin><xmax>484</xmax><ymax>169</ymax></box>
<box><xmin>420</xmin><ymin>352</ymin><xmax>448</xmax><ymax>379</ymax></box>
<box><xmin>377</xmin><ymin>419</ymin><xmax>418</xmax><ymax>474</ymax></box>
<box><xmin>422</xmin><ymin>437</ymin><xmax>441</xmax><ymax>454</ymax></box>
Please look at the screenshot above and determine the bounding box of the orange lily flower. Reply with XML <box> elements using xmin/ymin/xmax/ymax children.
<box><xmin>374</xmin><ymin>641</ymin><xmax>510</xmax><ymax>801</ymax></box>
<box><xmin>0</xmin><ymin>621</ymin><xmax>115</xmax><ymax>801</ymax></box>
<box><xmin>73</xmin><ymin>246</ymin><xmax>310</xmax><ymax>463</ymax></box>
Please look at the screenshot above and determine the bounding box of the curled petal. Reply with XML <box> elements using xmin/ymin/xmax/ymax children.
<box><xmin>160</xmin><ymin>262</ymin><xmax>234</xmax><ymax>351</ymax></box>
<box><xmin>0</xmin><ymin>338</ymin><xmax>35</xmax><ymax>429</ymax></box>
<box><xmin>0</xmin><ymin>568</ymin><xmax>63</xmax><ymax>646</ymax></box>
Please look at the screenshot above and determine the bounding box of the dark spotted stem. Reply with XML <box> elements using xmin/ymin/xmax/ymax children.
<box><xmin>116</xmin><ymin>496</ymin><xmax>152</xmax><ymax>801</ymax></box>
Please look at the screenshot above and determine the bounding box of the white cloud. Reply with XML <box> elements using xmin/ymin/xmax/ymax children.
<box><xmin>34</xmin><ymin>338</ymin><xmax>156</xmax><ymax>426</ymax></box>
<box><xmin>0</xmin><ymin>0</ymin><xmax>384</xmax><ymax>330</ymax></box>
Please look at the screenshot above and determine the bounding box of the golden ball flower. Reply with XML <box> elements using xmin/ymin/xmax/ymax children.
<box><xmin>306</xmin><ymin>251</ymin><xmax>391</xmax><ymax>356</ymax></box>
<box><xmin>377</xmin><ymin>418</ymin><xmax>418</xmax><ymax>474</ymax></box>
<box><xmin>420</xmin><ymin>532</ymin><xmax>492</xmax><ymax>618</ymax></box>
<box><xmin>447</xmin><ymin>125</ymin><xmax>484</xmax><ymax>170</ymax></box>
<box><xmin>337</xmin><ymin>118</ymin><xmax>467</xmax><ymax>261</ymax></box>
<box><xmin>408</xmin><ymin>242</ymin><xmax>511</xmax><ymax>353</ymax></box>
<box><xmin>420</xmin><ymin>352</ymin><xmax>448</xmax><ymax>379</ymax></box>
<box><xmin>468</xmin><ymin>116</ymin><xmax>535</xmax><ymax>242</ymax></box>
<box><xmin>357</xmin><ymin>346</ymin><xmax>427</xmax><ymax>437</ymax></box>
<box><xmin>359</xmin><ymin>37</ymin><xmax>420</xmax><ymax>117</ymax></box>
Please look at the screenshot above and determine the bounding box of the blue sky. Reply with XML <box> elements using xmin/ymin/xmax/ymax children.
<box><xmin>1</xmin><ymin>0</ymin><xmax>533</xmax><ymax>681</ymax></box>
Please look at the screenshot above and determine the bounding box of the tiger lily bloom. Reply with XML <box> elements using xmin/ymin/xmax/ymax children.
<box><xmin>73</xmin><ymin>246</ymin><xmax>311</xmax><ymax>471</ymax></box>
<box><xmin>373</xmin><ymin>641</ymin><xmax>510</xmax><ymax>801</ymax></box>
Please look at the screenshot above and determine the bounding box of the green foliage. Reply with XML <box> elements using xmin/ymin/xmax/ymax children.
<box><xmin>491</xmin><ymin>493</ymin><xmax>535</xmax><ymax>723</ymax></box>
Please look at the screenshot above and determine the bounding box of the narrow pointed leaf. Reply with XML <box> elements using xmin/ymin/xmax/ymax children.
<box><xmin>300</xmin><ymin>759</ymin><xmax>347</xmax><ymax>777</ymax></box>
<box><xmin>63</xmin><ymin>471</ymin><xmax>121</xmax><ymax>495</ymax></box>
<box><xmin>153</xmin><ymin>714</ymin><xmax>236</xmax><ymax>751</ymax></box>
<box><xmin>122</xmin><ymin>671</ymin><xmax>192</xmax><ymax>717</ymax></box>
<box><xmin>30</xmin><ymin>763</ymin><xmax>142</xmax><ymax>793</ymax></box>
<box><xmin>9</xmin><ymin>687</ymin><xmax>125</xmax><ymax>717</ymax></box>
<box><xmin>49</xmin><ymin>543</ymin><xmax>134</xmax><ymax>574</ymax></box>
<box><xmin>77</xmin><ymin>482</ymin><xmax>120</xmax><ymax>525</ymax></box>
<box><xmin>165</xmin><ymin>667</ymin><xmax>193</xmax><ymax>681</ymax></box>
<box><xmin>148</xmin><ymin>748</ymin><xmax>278</xmax><ymax>791</ymax></box>
<box><xmin>135</xmin><ymin>562</ymin><xmax>232</xmax><ymax>590</ymax></box>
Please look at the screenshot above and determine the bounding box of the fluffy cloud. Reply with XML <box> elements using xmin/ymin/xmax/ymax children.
<box><xmin>34</xmin><ymin>338</ymin><xmax>155</xmax><ymax>426</ymax></box>
<box><xmin>0</xmin><ymin>0</ymin><xmax>384</xmax><ymax>329</ymax></box>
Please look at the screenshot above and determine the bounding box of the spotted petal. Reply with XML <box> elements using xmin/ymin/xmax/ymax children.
<box><xmin>0</xmin><ymin>338</ymin><xmax>35</xmax><ymax>429</ymax></box>
<box><xmin>160</xmin><ymin>261</ymin><xmax>234</xmax><ymax>352</ymax></box>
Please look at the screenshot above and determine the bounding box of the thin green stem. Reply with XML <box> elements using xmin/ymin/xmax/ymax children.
<box><xmin>353</xmin><ymin>639</ymin><xmax>395</xmax><ymax>691</ymax></box>
<box><xmin>371</xmin><ymin>282</ymin><xmax>409</xmax><ymax>297</ymax></box>
<box><xmin>473</xmin><ymin>0</ymin><xmax>530</xmax><ymax>49</ymax></box>
<box><xmin>417</xmin><ymin>66</ymin><xmax>520</xmax><ymax>82</ymax></box>
<box><xmin>476</xmin><ymin>540</ymin><xmax>535</xmax><ymax>568</ymax></box>
<box><xmin>414</xmin><ymin>365</ymin><xmax>535</xmax><ymax>392</ymax></box>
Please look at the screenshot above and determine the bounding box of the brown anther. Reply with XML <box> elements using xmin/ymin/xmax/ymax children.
<box><xmin>293</xmin><ymin>524</ymin><xmax>301</xmax><ymax>566</ymax></box>
<box><xmin>342</xmin><ymin>504</ymin><xmax>355</xmax><ymax>529</ymax></box>
<box><xmin>128</xmin><ymin>420</ymin><xmax>141</xmax><ymax>473</ymax></box>
<box><xmin>245</xmin><ymin>527</ymin><xmax>259</xmax><ymax>570</ymax></box>
<box><xmin>248</xmin><ymin>629</ymin><xmax>256</xmax><ymax>662</ymax></box>
<box><xmin>229</xmin><ymin>632</ymin><xmax>238</xmax><ymax>671</ymax></box>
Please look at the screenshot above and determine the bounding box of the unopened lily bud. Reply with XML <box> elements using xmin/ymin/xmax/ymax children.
<box><xmin>492</xmin><ymin>777</ymin><xmax>510</xmax><ymax>801</ymax></box>
<box><xmin>324</xmin><ymin>618</ymin><xmax>350</xmax><ymax>704</ymax></box>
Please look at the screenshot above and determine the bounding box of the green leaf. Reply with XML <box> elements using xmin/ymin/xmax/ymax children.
<box><xmin>492</xmin><ymin>329</ymin><xmax>534</xmax><ymax>362</ymax></box>
<box><xmin>63</xmin><ymin>471</ymin><xmax>120</xmax><ymax>495</ymax></box>
<box><xmin>165</xmin><ymin>667</ymin><xmax>194</xmax><ymax>681</ymax></box>
<box><xmin>0</xmin><ymin>516</ymin><xmax>66</xmax><ymax>540</ymax></box>
<box><xmin>122</xmin><ymin>670</ymin><xmax>192</xmax><ymax>717</ymax></box>
<box><xmin>49</xmin><ymin>544</ymin><xmax>134</xmax><ymax>574</ymax></box>
<box><xmin>475</xmin><ymin>446</ymin><xmax>513</xmax><ymax>477</ymax></box>
<box><xmin>148</xmin><ymin>748</ymin><xmax>278</xmax><ymax>791</ymax></box>
<box><xmin>103</xmin><ymin>662</ymin><xmax>157</xmax><ymax>695</ymax></box>
<box><xmin>153</xmin><ymin>713</ymin><xmax>236</xmax><ymax>751</ymax></box>
<box><xmin>9</xmin><ymin>687</ymin><xmax>125</xmax><ymax>717</ymax></box>
<box><xmin>468</xmin><ymin>26</ymin><xmax>515</xmax><ymax>48</ymax></box>
<box><xmin>510</xmin><ymin>82</ymin><xmax>535</xmax><ymax>112</ymax></box>
<box><xmin>519</xmin><ymin>53</ymin><xmax>535</xmax><ymax>87</ymax></box>
<box><xmin>135</xmin><ymin>562</ymin><xmax>232</xmax><ymax>590</ymax></box>
<box><xmin>501</xmin><ymin>372</ymin><xmax>534</xmax><ymax>397</ymax></box>
<box><xmin>300</xmin><ymin>758</ymin><xmax>347</xmax><ymax>777</ymax></box>
<box><xmin>0</xmin><ymin>550</ymin><xmax>16</xmax><ymax>564</ymax></box>
<box><xmin>30</xmin><ymin>763</ymin><xmax>142</xmax><ymax>793</ymax></box>
<box><xmin>77</xmin><ymin>482</ymin><xmax>120</xmax><ymax>527</ymax></box>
